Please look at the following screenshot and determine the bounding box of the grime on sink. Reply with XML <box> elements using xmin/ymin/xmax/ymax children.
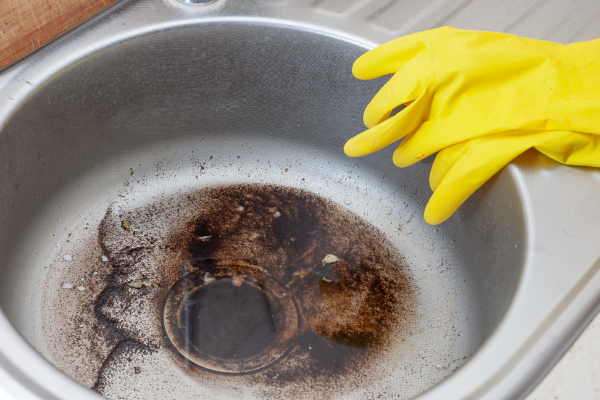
<box><xmin>40</xmin><ymin>165</ymin><xmax>469</xmax><ymax>400</ymax></box>
<box><xmin>42</xmin><ymin>183</ymin><xmax>426</xmax><ymax>398</ymax></box>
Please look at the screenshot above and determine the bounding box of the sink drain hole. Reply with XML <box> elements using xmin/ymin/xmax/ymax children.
<box><xmin>176</xmin><ymin>0</ymin><xmax>218</xmax><ymax>5</ymax></box>
<box><xmin>182</xmin><ymin>280</ymin><xmax>276</xmax><ymax>359</ymax></box>
<box><xmin>164</xmin><ymin>263</ymin><xmax>298</xmax><ymax>373</ymax></box>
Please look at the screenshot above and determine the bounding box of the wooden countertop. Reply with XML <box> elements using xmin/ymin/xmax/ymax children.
<box><xmin>0</xmin><ymin>0</ymin><xmax>120</xmax><ymax>71</ymax></box>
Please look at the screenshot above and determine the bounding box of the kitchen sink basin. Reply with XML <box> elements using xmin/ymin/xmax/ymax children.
<box><xmin>1</xmin><ymin>1</ymin><xmax>600</xmax><ymax>399</ymax></box>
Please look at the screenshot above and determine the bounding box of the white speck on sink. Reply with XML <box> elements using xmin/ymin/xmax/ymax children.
<box><xmin>322</xmin><ymin>254</ymin><xmax>339</xmax><ymax>265</ymax></box>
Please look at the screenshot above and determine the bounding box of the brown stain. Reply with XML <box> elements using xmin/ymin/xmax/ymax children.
<box><xmin>67</xmin><ymin>184</ymin><xmax>416</xmax><ymax>398</ymax></box>
<box><xmin>165</xmin><ymin>185</ymin><xmax>416</xmax><ymax>388</ymax></box>
<box><xmin>316</xmin><ymin>259</ymin><xmax>403</xmax><ymax>349</ymax></box>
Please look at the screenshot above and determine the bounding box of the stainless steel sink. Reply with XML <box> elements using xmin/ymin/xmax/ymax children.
<box><xmin>1</xmin><ymin>1</ymin><xmax>600</xmax><ymax>399</ymax></box>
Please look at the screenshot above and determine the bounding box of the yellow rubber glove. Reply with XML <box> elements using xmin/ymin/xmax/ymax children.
<box><xmin>344</xmin><ymin>27</ymin><xmax>600</xmax><ymax>224</ymax></box>
<box><xmin>428</xmin><ymin>131</ymin><xmax>600</xmax><ymax>224</ymax></box>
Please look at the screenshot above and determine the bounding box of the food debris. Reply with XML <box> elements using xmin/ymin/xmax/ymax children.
<box><xmin>63</xmin><ymin>254</ymin><xmax>73</xmax><ymax>262</ymax></box>
<box><xmin>101</xmin><ymin>256</ymin><xmax>109</xmax><ymax>262</ymax></box>
<box><xmin>267</xmin><ymin>207</ymin><xmax>277</xmax><ymax>213</ymax></box>
<box><xmin>77</xmin><ymin>286</ymin><xmax>85</xmax><ymax>291</ymax></box>
<box><xmin>133</xmin><ymin>231</ymin><xmax>142</xmax><ymax>237</ymax></box>
<box><xmin>93</xmin><ymin>272</ymin><xmax>98</xmax><ymax>275</ymax></box>
<box><xmin>127</xmin><ymin>280</ymin><xmax>143</xmax><ymax>289</ymax></box>
<box><xmin>322</xmin><ymin>254</ymin><xmax>339</xmax><ymax>265</ymax></box>
<box><xmin>62</xmin><ymin>283</ymin><xmax>73</xmax><ymax>289</ymax></box>
<box><xmin>321</xmin><ymin>277</ymin><xmax>332</xmax><ymax>283</ymax></box>
<box><xmin>237</xmin><ymin>206</ymin><xmax>244</xmax><ymax>211</ymax></box>
<box><xmin>273</xmin><ymin>211</ymin><xmax>281</xmax><ymax>218</ymax></box>
<box><xmin>232</xmin><ymin>276</ymin><xmax>244</xmax><ymax>287</ymax></box>
<box><xmin>134</xmin><ymin>366</ymin><xmax>141</xmax><ymax>374</ymax></box>
<box><xmin>197</xmin><ymin>235</ymin><xmax>212</xmax><ymax>240</ymax></box>
<box><xmin>204</xmin><ymin>273</ymin><xmax>216</xmax><ymax>284</ymax></box>
<box><xmin>122</xmin><ymin>220</ymin><xmax>131</xmax><ymax>231</ymax></box>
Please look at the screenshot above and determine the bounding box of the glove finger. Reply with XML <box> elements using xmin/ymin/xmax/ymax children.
<box><xmin>392</xmin><ymin>113</ymin><xmax>506</xmax><ymax>168</ymax></box>
<box><xmin>344</xmin><ymin>93</ymin><xmax>431</xmax><ymax>157</ymax></box>
<box><xmin>353</xmin><ymin>27</ymin><xmax>457</xmax><ymax>80</ymax></box>
<box><xmin>363</xmin><ymin>56</ymin><xmax>433</xmax><ymax>128</ymax></box>
<box><xmin>393</xmin><ymin>117</ymin><xmax>464</xmax><ymax>167</ymax></box>
<box><xmin>429</xmin><ymin>140</ymin><xmax>471</xmax><ymax>192</ymax></box>
<box><xmin>424</xmin><ymin>131</ymin><xmax>551</xmax><ymax>225</ymax></box>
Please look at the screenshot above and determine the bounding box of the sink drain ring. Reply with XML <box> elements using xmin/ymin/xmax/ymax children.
<box><xmin>163</xmin><ymin>261</ymin><xmax>298</xmax><ymax>373</ymax></box>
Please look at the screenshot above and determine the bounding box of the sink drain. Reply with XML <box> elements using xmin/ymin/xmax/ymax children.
<box><xmin>176</xmin><ymin>0</ymin><xmax>218</xmax><ymax>5</ymax></box>
<box><xmin>163</xmin><ymin>261</ymin><xmax>298</xmax><ymax>373</ymax></box>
